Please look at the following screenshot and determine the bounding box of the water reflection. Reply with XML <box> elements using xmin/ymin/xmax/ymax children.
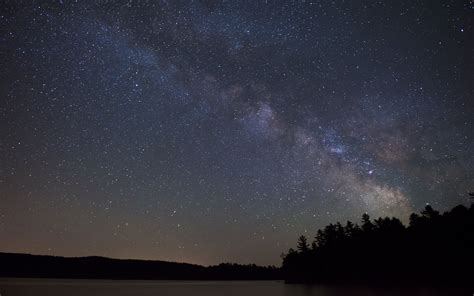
<box><xmin>0</xmin><ymin>278</ymin><xmax>467</xmax><ymax>296</ymax></box>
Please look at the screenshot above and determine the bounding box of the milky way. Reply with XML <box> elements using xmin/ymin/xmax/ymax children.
<box><xmin>1</xmin><ymin>1</ymin><xmax>472</xmax><ymax>266</ymax></box>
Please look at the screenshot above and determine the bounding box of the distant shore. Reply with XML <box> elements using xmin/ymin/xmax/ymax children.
<box><xmin>0</xmin><ymin>252</ymin><xmax>281</xmax><ymax>281</ymax></box>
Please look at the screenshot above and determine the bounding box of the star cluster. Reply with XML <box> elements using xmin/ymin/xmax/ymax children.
<box><xmin>0</xmin><ymin>1</ymin><xmax>472</xmax><ymax>266</ymax></box>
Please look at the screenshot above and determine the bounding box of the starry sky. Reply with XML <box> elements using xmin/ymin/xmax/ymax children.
<box><xmin>0</xmin><ymin>0</ymin><xmax>473</xmax><ymax>266</ymax></box>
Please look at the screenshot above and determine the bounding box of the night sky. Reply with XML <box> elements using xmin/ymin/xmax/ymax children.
<box><xmin>1</xmin><ymin>1</ymin><xmax>472</xmax><ymax>266</ymax></box>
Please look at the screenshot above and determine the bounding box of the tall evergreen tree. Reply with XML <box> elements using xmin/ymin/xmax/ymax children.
<box><xmin>361</xmin><ymin>213</ymin><xmax>373</xmax><ymax>232</ymax></box>
<box><xmin>297</xmin><ymin>235</ymin><xmax>309</xmax><ymax>253</ymax></box>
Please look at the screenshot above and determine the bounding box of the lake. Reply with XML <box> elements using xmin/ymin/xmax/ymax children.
<box><xmin>0</xmin><ymin>278</ymin><xmax>467</xmax><ymax>296</ymax></box>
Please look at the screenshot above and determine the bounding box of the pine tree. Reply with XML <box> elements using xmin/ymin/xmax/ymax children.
<box><xmin>297</xmin><ymin>235</ymin><xmax>309</xmax><ymax>253</ymax></box>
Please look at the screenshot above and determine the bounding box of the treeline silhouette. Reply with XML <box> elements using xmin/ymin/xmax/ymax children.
<box><xmin>0</xmin><ymin>253</ymin><xmax>280</xmax><ymax>280</ymax></box>
<box><xmin>3</xmin><ymin>204</ymin><xmax>472</xmax><ymax>285</ymax></box>
<box><xmin>282</xmin><ymin>204</ymin><xmax>474</xmax><ymax>286</ymax></box>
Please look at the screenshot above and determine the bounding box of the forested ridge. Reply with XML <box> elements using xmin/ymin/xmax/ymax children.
<box><xmin>282</xmin><ymin>204</ymin><xmax>474</xmax><ymax>286</ymax></box>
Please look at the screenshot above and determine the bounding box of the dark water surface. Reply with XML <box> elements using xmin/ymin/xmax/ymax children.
<box><xmin>0</xmin><ymin>278</ymin><xmax>467</xmax><ymax>296</ymax></box>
